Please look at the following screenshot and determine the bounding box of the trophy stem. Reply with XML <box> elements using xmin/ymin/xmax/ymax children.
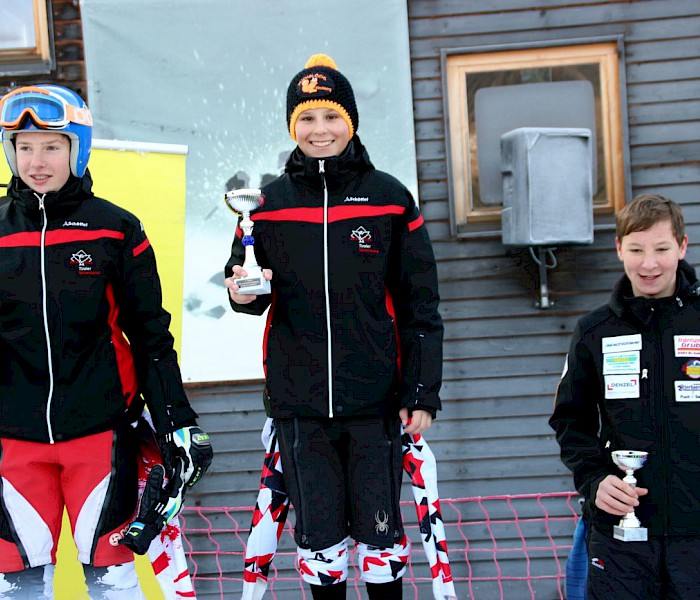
<box><xmin>243</xmin><ymin>244</ymin><xmax>260</xmax><ymax>270</ymax></box>
<box><xmin>620</xmin><ymin>512</ymin><xmax>642</xmax><ymax>528</ymax></box>
<box><xmin>239</xmin><ymin>210</ymin><xmax>259</xmax><ymax>269</ymax></box>
<box><xmin>239</xmin><ymin>212</ymin><xmax>253</xmax><ymax>231</ymax></box>
<box><xmin>234</xmin><ymin>210</ymin><xmax>270</xmax><ymax>295</ymax></box>
<box><xmin>623</xmin><ymin>470</ymin><xmax>637</xmax><ymax>487</ymax></box>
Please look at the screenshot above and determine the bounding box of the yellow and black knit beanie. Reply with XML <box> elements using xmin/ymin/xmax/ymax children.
<box><xmin>286</xmin><ymin>54</ymin><xmax>358</xmax><ymax>141</ymax></box>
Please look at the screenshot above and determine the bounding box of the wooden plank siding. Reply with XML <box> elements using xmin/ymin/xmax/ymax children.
<box><xmin>404</xmin><ymin>0</ymin><xmax>700</xmax><ymax>500</ymax></box>
<box><xmin>185</xmin><ymin>1</ymin><xmax>699</xmax><ymax>596</ymax></box>
<box><xmin>0</xmin><ymin>0</ymin><xmax>88</xmax><ymax>100</ymax></box>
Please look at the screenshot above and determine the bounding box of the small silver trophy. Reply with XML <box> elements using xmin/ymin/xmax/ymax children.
<box><xmin>224</xmin><ymin>188</ymin><xmax>270</xmax><ymax>295</ymax></box>
<box><xmin>612</xmin><ymin>450</ymin><xmax>648</xmax><ymax>542</ymax></box>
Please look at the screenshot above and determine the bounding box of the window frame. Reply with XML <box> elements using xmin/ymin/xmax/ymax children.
<box><xmin>441</xmin><ymin>36</ymin><xmax>631</xmax><ymax>238</ymax></box>
<box><xmin>0</xmin><ymin>0</ymin><xmax>55</xmax><ymax>77</ymax></box>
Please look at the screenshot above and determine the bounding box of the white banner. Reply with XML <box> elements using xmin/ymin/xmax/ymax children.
<box><xmin>81</xmin><ymin>0</ymin><xmax>417</xmax><ymax>382</ymax></box>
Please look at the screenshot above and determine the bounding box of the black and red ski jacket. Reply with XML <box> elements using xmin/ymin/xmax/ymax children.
<box><xmin>0</xmin><ymin>172</ymin><xmax>197</xmax><ymax>442</ymax></box>
<box><xmin>225</xmin><ymin>137</ymin><xmax>443</xmax><ymax>420</ymax></box>
<box><xmin>550</xmin><ymin>261</ymin><xmax>700</xmax><ymax>536</ymax></box>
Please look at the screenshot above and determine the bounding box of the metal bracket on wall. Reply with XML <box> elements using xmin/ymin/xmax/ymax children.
<box><xmin>529</xmin><ymin>246</ymin><xmax>558</xmax><ymax>309</ymax></box>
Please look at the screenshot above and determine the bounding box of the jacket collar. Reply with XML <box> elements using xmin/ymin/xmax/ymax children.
<box><xmin>7</xmin><ymin>170</ymin><xmax>94</xmax><ymax>220</ymax></box>
<box><xmin>285</xmin><ymin>135</ymin><xmax>374</xmax><ymax>182</ymax></box>
<box><xmin>609</xmin><ymin>259</ymin><xmax>700</xmax><ymax>325</ymax></box>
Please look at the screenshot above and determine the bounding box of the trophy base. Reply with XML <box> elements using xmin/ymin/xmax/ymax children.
<box><xmin>613</xmin><ymin>525</ymin><xmax>648</xmax><ymax>542</ymax></box>
<box><xmin>235</xmin><ymin>275</ymin><xmax>271</xmax><ymax>295</ymax></box>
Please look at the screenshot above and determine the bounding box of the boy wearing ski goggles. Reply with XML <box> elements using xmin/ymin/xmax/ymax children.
<box><xmin>0</xmin><ymin>85</ymin><xmax>93</xmax><ymax>130</ymax></box>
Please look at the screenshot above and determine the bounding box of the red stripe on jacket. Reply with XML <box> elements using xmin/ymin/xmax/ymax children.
<box><xmin>262</xmin><ymin>289</ymin><xmax>276</xmax><ymax>379</ymax></box>
<box><xmin>251</xmin><ymin>205</ymin><xmax>405</xmax><ymax>224</ymax></box>
<box><xmin>0</xmin><ymin>229</ymin><xmax>125</xmax><ymax>248</ymax></box>
<box><xmin>386</xmin><ymin>291</ymin><xmax>402</xmax><ymax>381</ymax></box>
<box><xmin>407</xmin><ymin>215</ymin><xmax>424</xmax><ymax>232</ymax></box>
<box><xmin>132</xmin><ymin>237</ymin><xmax>151</xmax><ymax>257</ymax></box>
<box><xmin>105</xmin><ymin>283</ymin><xmax>139</xmax><ymax>404</ymax></box>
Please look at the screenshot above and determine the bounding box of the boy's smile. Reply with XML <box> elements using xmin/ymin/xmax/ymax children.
<box><xmin>616</xmin><ymin>219</ymin><xmax>688</xmax><ymax>298</ymax></box>
<box><xmin>294</xmin><ymin>107</ymin><xmax>351</xmax><ymax>158</ymax></box>
<box><xmin>15</xmin><ymin>131</ymin><xmax>71</xmax><ymax>193</ymax></box>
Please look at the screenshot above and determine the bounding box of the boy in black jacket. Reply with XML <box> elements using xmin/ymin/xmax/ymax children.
<box><xmin>550</xmin><ymin>194</ymin><xmax>700</xmax><ymax>599</ymax></box>
<box><xmin>225</xmin><ymin>54</ymin><xmax>443</xmax><ymax>599</ymax></box>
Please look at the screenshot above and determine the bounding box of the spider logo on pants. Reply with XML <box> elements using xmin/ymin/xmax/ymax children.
<box><xmin>375</xmin><ymin>510</ymin><xmax>389</xmax><ymax>535</ymax></box>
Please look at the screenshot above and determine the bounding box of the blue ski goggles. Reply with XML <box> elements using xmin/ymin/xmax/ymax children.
<box><xmin>0</xmin><ymin>86</ymin><xmax>92</xmax><ymax>130</ymax></box>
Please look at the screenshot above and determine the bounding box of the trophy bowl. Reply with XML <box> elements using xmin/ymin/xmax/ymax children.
<box><xmin>224</xmin><ymin>188</ymin><xmax>265</xmax><ymax>215</ymax></box>
<box><xmin>612</xmin><ymin>450</ymin><xmax>648</xmax><ymax>472</ymax></box>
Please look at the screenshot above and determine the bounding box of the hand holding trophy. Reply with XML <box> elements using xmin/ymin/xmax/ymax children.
<box><xmin>225</xmin><ymin>188</ymin><xmax>271</xmax><ymax>295</ymax></box>
<box><xmin>611</xmin><ymin>450</ymin><xmax>648</xmax><ymax>541</ymax></box>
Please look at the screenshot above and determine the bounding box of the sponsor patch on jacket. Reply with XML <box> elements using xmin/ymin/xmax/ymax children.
<box><xmin>675</xmin><ymin>381</ymin><xmax>700</xmax><ymax>402</ymax></box>
<box><xmin>602</xmin><ymin>334</ymin><xmax>642</xmax><ymax>354</ymax></box>
<box><xmin>604</xmin><ymin>374</ymin><xmax>640</xmax><ymax>399</ymax></box>
<box><xmin>682</xmin><ymin>359</ymin><xmax>700</xmax><ymax>379</ymax></box>
<box><xmin>674</xmin><ymin>335</ymin><xmax>700</xmax><ymax>358</ymax></box>
<box><xmin>603</xmin><ymin>351</ymin><xmax>640</xmax><ymax>375</ymax></box>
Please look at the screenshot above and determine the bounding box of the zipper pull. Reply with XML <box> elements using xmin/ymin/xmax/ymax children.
<box><xmin>35</xmin><ymin>192</ymin><xmax>47</xmax><ymax>212</ymax></box>
<box><xmin>677</xmin><ymin>297</ymin><xmax>683</xmax><ymax>307</ymax></box>
<box><xmin>642</xmin><ymin>368</ymin><xmax>648</xmax><ymax>379</ymax></box>
<box><xmin>605</xmin><ymin>440</ymin><xmax>611</xmax><ymax>449</ymax></box>
<box><xmin>318</xmin><ymin>159</ymin><xmax>325</xmax><ymax>174</ymax></box>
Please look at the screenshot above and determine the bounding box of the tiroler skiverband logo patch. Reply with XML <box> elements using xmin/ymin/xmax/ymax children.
<box><xmin>350</xmin><ymin>225</ymin><xmax>379</xmax><ymax>254</ymax></box>
<box><xmin>70</xmin><ymin>249</ymin><xmax>102</xmax><ymax>276</ymax></box>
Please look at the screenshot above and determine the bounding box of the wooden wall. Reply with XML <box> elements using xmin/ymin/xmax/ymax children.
<box><xmin>188</xmin><ymin>1</ymin><xmax>700</xmax><ymax>597</ymax></box>
<box><xmin>0</xmin><ymin>0</ymin><xmax>88</xmax><ymax>100</ymax></box>
<box><xmin>406</xmin><ymin>0</ymin><xmax>700</xmax><ymax>495</ymax></box>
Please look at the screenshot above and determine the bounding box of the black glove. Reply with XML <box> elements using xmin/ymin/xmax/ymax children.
<box><xmin>121</xmin><ymin>426</ymin><xmax>212</xmax><ymax>555</ymax></box>
<box><xmin>158</xmin><ymin>425</ymin><xmax>214</xmax><ymax>491</ymax></box>
<box><xmin>120</xmin><ymin>463</ymin><xmax>183</xmax><ymax>555</ymax></box>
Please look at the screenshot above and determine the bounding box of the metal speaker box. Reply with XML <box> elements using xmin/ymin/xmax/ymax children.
<box><xmin>501</xmin><ymin>127</ymin><xmax>594</xmax><ymax>246</ymax></box>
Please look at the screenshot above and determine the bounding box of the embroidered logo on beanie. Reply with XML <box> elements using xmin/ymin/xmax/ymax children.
<box><xmin>298</xmin><ymin>72</ymin><xmax>333</xmax><ymax>96</ymax></box>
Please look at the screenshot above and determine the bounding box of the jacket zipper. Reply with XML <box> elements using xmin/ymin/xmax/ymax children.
<box><xmin>37</xmin><ymin>193</ymin><xmax>55</xmax><ymax>444</ymax></box>
<box><xmin>651</xmin><ymin>305</ymin><xmax>670</xmax><ymax>534</ymax></box>
<box><xmin>660</xmin><ymin>299</ymin><xmax>687</xmax><ymax>534</ymax></box>
<box><xmin>319</xmin><ymin>159</ymin><xmax>334</xmax><ymax>418</ymax></box>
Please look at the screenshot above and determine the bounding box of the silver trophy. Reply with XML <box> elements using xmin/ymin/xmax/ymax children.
<box><xmin>224</xmin><ymin>188</ymin><xmax>270</xmax><ymax>295</ymax></box>
<box><xmin>611</xmin><ymin>450</ymin><xmax>648</xmax><ymax>542</ymax></box>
